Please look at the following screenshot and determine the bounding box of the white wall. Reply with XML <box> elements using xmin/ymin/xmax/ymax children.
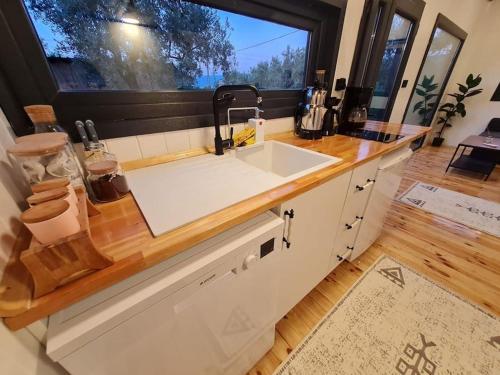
<box><xmin>0</xmin><ymin>109</ymin><xmax>65</xmax><ymax>375</ymax></box>
<box><xmin>437</xmin><ymin>0</ymin><xmax>500</xmax><ymax>146</ymax></box>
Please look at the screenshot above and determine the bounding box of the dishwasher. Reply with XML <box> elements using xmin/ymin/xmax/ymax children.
<box><xmin>351</xmin><ymin>147</ymin><xmax>413</xmax><ymax>260</ymax></box>
<box><xmin>46</xmin><ymin>211</ymin><xmax>284</xmax><ymax>375</ymax></box>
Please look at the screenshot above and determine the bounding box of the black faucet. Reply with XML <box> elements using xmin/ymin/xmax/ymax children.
<box><xmin>212</xmin><ymin>85</ymin><xmax>263</xmax><ymax>155</ymax></box>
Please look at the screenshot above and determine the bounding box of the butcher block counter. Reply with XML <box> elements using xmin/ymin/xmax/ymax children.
<box><xmin>0</xmin><ymin>121</ymin><xmax>430</xmax><ymax>330</ymax></box>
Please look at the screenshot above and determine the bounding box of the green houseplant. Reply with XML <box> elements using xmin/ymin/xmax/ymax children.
<box><xmin>412</xmin><ymin>75</ymin><xmax>439</xmax><ymax>125</ymax></box>
<box><xmin>433</xmin><ymin>74</ymin><xmax>483</xmax><ymax>146</ymax></box>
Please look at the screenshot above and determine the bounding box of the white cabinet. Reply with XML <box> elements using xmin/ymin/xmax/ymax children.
<box><xmin>330</xmin><ymin>157</ymin><xmax>380</xmax><ymax>269</ymax></box>
<box><xmin>351</xmin><ymin>148</ymin><xmax>412</xmax><ymax>260</ymax></box>
<box><xmin>274</xmin><ymin>172</ymin><xmax>351</xmax><ymax>319</ymax></box>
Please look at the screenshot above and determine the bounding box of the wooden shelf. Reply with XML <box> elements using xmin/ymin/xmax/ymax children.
<box><xmin>0</xmin><ymin>121</ymin><xmax>431</xmax><ymax>331</ymax></box>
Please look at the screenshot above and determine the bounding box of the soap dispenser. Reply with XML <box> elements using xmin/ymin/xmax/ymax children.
<box><xmin>248</xmin><ymin>108</ymin><xmax>265</xmax><ymax>144</ymax></box>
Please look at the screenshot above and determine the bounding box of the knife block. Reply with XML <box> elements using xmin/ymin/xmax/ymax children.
<box><xmin>20</xmin><ymin>187</ymin><xmax>113</xmax><ymax>298</ymax></box>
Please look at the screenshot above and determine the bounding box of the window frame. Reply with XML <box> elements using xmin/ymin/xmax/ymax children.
<box><xmin>0</xmin><ymin>0</ymin><xmax>346</xmax><ymax>140</ymax></box>
<box><xmin>348</xmin><ymin>0</ymin><xmax>425</xmax><ymax>121</ymax></box>
<box><xmin>401</xmin><ymin>13</ymin><xmax>467</xmax><ymax>128</ymax></box>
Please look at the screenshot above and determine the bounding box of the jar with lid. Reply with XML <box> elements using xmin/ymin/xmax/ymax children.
<box><xmin>7</xmin><ymin>133</ymin><xmax>84</xmax><ymax>187</ymax></box>
<box><xmin>85</xmin><ymin>150</ymin><xmax>129</xmax><ymax>202</ymax></box>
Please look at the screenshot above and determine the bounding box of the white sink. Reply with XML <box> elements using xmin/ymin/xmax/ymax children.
<box><xmin>235</xmin><ymin>141</ymin><xmax>341</xmax><ymax>181</ymax></box>
<box><xmin>127</xmin><ymin>141</ymin><xmax>342</xmax><ymax>236</ymax></box>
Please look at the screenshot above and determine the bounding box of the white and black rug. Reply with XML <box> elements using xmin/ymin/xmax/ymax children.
<box><xmin>273</xmin><ymin>256</ymin><xmax>500</xmax><ymax>375</ymax></box>
<box><xmin>398</xmin><ymin>182</ymin><xmax>500</xmax><ymax>237</ymax></box>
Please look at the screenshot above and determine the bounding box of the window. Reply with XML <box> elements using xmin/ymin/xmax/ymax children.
<box><xmin>24</xmin><ymin>0</ymin><xmax>309</xmax><ymax>91</ymax></box>
<box><xmin>0</xmin><ymin>0</ymin><xmax>346</xmax><ymax>139</ymax></box>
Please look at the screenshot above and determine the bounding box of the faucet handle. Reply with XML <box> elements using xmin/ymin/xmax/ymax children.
<box><xmin>255</xmin><ymin>108</ymin><xmax>264</xmax><ymax>119</ymax></box>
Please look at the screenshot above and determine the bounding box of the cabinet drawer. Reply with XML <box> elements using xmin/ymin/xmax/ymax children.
<box><xmin>329</xmin><ymin>219</ymin><xmax>358</xmax><ymax>270</ymax></box>
<box><xmin>347</xmin><ymin>157</ymin><xmax>380</xmax><ymax>196</ymax></box>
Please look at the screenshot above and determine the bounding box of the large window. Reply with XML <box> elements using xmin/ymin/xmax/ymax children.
<box><xmin>24</xmin><ymin>0</ymin><xmax>309</xmax><ymax>91</ymax></box>
<box><xmin>0</xmin><ymin>0</ymin><xmax>345</xmax><ymax>139</ymax></box>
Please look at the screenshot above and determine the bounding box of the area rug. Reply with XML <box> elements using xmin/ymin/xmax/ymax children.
<box><xmin>273</xmin><ymin>256</ymin><xmax>500</xmax><ymax>375</ymax></box>
<box><xmin>398</xmin><ymin>182</ymin><xmax>500</xmax><ymax>237</ymax></box>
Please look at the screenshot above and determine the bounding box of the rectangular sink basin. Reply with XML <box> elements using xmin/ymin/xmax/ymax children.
<box><xmin>127</xmin><ymin>140</ymin><xmax>342</xmax><ymax>237</ymax></box>
<box><xmin>235</xmin><ymin>141</ymin><xmax>342</xmax><ymax>181</ymax></box>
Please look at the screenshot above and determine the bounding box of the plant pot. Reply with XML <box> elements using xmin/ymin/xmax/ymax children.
<box><xmin>432</xmin><ymin>137</ymin><xmax>444</xmax><ymax>147</ymax></box>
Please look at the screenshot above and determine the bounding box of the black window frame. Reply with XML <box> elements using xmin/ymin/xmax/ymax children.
<box><xmin>0</xmin><ymin>0</ymin><xmax>346</xmax><ymax>140</ymax></box>
<box><xmin>349</xmin><ymin>0</ymin><xmax>425</xmax><ymax>121</ymax></box>
<box><xmin>401</xmin><ymin>13</ymin><xmax>467</xmax><ymax>127</ymax></box>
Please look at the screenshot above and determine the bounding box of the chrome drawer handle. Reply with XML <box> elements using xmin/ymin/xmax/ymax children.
<box><xmin>345</xmin><ymin>216</ymin><xmax>363</xmax><ymax>230</ymax></box>
<box><xmin>355</xmin><ymin>179</ymin><xmax>375</xmax><ymax>191</ymax></box>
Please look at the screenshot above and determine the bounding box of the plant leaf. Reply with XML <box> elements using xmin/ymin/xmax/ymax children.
<box><xmin>465</xmin><ymin>89</ymin><xmax>483</xmax><ymax>97</ymax></box>
<box><xmin>460</xmin><ymin>109</ymin><xmax>466</xmax><ymax>117</ymax></box>
<box><xmin>458</xmin><ymin>83</ymin><xmax>468</xmax><ymax>93</ymax></box>
<box><xmin>415</xmin><ymin>88</ymin><xmax>427</xmax><ymax>96</ymax></box>
<box><xmin>413</xmin><ymin>101</ymin><xmax>423</xmax><ymax>111</ymax></box>
<box><xmin>466</xmin><ymin>73</ymin><xmax>474</xmax><ymax>86</ymax></box>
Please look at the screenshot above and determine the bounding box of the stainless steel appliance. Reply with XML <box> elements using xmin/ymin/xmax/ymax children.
<box><xmin>295</xmin><ymin>71</ymin><xmax>328</xmax><ymax>140</ymax></box>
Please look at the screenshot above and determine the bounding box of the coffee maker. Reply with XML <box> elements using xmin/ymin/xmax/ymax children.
<box><xmin>338</xmin><ymin>87</ymin><xmax>373</xmax><ymax>133</ymax></box>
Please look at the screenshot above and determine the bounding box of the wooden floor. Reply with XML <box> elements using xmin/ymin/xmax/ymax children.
<box><xmin>248</xmin><ymin>145</ymin><xmax>500</xmax><ymax>375</ymax></box>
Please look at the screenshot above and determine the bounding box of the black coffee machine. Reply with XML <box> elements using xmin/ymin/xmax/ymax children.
<box><xmin>338</xmin><ymin>87</ymin><xmax>373</xmax><ymax>132</ymax></box>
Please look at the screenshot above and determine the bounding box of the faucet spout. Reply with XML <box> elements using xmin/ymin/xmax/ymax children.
<box><xmin>212</xmin><ymin>85</ymin><xmax>263</xmax><ymax>155</ymax></box>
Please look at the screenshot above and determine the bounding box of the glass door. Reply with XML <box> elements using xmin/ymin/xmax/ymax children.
<box><xmin>404</xmin><ymin>29</ymin><xmax>463</xmax><ymax>126</ymax></box>
<box><xmin>368</xmin><ymin>13</ymin><xmax>413</xmax><ymax>120</ymax></box>
<box><xmin>348</xmin><ymin>0</ymin><xmax>425</xmax><ymax>121</ymax></box>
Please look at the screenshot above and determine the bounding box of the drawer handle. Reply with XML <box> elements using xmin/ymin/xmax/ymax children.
<box><xmin>346</xmin><ymin>246</ymin><xmax>354</xmax><ymax>250</ymax></box>
<box><xmin>283</xmin><ymin>209</ymin><xmax>294</xmax><ymax>249</ymax></box>
<box><xmin>345</xmin><ymin>216</ymin><xmax>363</xmax><ymax>230</ymax></box>
<box><xmin>355</xmin><ymin>179</ymin><xmax>375</xmax><ymax>191</ymax></box>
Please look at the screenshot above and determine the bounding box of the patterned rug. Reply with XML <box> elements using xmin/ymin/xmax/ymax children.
<box><xmin>398</xmin><ymin>182</ymin><xmax>500</xmax><ymax>237</ymax></box>
<box><xmin>273</xmin><ymin>256</ymin><xmax>500</xmax><ymax>375</ymax></box>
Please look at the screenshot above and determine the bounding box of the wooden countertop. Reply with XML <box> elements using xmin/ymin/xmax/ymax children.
<box><xmin>0</xmin><ymin>121</ymin><xmax>430</xmax><ymax>330</ymax></box>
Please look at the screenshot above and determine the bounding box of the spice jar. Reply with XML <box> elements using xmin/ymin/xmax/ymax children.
<box><xmin>8</xmin><ymin>133</ymin><xmax>84</xmax><ymax>187</ymax></box>
<box><xmin>21</xmin><ymin>200</ymin><xmax>80</xmax><ymax>245</ymax></box>
<box><xmin>86</xmin><ymin>155</ymin><xmax>129</xmax><ymax>202</ymax></box>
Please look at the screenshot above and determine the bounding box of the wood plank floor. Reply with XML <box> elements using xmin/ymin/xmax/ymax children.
<box><xmin>248</xmin><ymin>145</ymin><xmax>500</xmax><ymax>375</ymax></box>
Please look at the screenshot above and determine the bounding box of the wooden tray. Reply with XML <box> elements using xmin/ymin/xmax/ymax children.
<box><xmin>20</xmin><ymin>188</ymin><xmax>113</xmax><ymax>298</ymax></box>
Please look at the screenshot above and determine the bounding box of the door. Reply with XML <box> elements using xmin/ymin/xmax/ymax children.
<box><xmin>274</xmin><ymin>171</ymin><xmax>351</xmax><ymax>319</ymax></box>
<box><xmin>349</xmin><ymin>0</ymin><xmax>425</xmax><ymax>121</ymax></box>
<box><xmin>368</xmin><ymin>13</ymin><xmax>414</xmax><ymax>120</ymax></box>
<box><xmin>402</xmin><ymin>14</ymin><xmax>467</xmax><ymax>149</ymax></box>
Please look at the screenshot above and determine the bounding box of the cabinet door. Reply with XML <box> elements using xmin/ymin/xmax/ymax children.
<box><xmin>274</xmin><ymin>172</ymin><xmax>351</xmax><ymax>320</ymax></box>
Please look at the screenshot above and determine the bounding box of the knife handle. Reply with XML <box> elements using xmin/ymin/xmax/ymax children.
<box><xmin>85</xmin><ymin>120</ymin><xmax>99</xmax><ymax>143</ymax></box>
<box><xmin>75</xmin><ymin>121</ymin><xmax>90</xmax><ymax>150</ymax></box>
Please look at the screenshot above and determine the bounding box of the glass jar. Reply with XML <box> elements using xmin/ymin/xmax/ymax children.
<box><xmin>8</xmin><ymin>133</ymin><xmax>84</xmax><ymax>187</ymax></box>
<box><xmin>85</xmin><ymin>150</ymin><xmax>129</xmax><ymax>202</ymax></box>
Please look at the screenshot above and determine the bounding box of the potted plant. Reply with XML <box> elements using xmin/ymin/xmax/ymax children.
<box><xmin>412</xmin><ymin>75</ymin><xmax>439</xmax><ymax>125</ymax></box>
<box><xmin>433</xmin><ymin>74</ymin><xmax>483</xmax><ymax>146</ymax></box>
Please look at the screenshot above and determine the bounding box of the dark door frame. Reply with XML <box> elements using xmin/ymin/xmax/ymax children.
<box><xmin>349</xmin><ymin>0</ymin><xmax>425</xmax><ymax>121</ymax></box>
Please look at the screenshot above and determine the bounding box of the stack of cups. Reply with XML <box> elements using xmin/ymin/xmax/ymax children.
<box><xmin>21</xmin><ymin>177</ymin><xmax>81</xmax><ymax>244</ymax></box>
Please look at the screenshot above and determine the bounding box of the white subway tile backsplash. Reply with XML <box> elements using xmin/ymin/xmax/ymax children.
<box><xmin>137</xmin><ymin>133</ymin><xmax>167</xmax><ymax>158</ymax></box>
<box><xmin>265</xmin><ymin>117</ymin><xmax>294</xmax><ymax>135</ymax></box>
<box><xmin>164</xmin><ymin>130</ymin><xmax>190</xmax><ymax>153</ymax></box>
<box><xmin>106</xmin><ymin>136</ymin><xmax>142</xmax><ymax>162</ymax></box>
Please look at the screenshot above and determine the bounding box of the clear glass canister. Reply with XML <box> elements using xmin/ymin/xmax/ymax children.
<box><xmin>85</xmin><ymin>148</ymin><xmax>129</xmax><ymax>202</ymax></box>
<box><xmin>7</xmin><ymin>133</ymin><xmax>84</xmax><ymax>187</ymax></box>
